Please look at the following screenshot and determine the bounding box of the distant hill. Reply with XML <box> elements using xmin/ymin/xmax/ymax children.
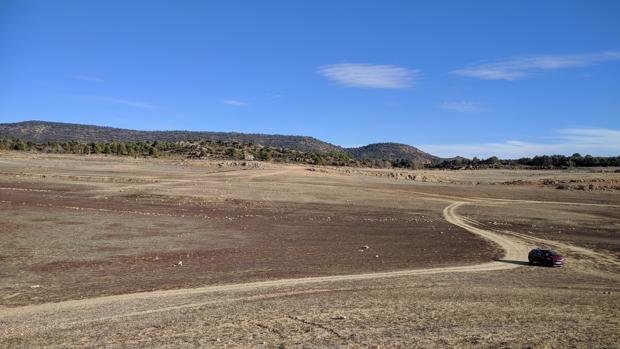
<box><xmin>0</xmin><ymin>121</ymin><xmax>343</xmax><ymax>154</ymax></box>
<box><xmin>0</xmin><ymin>120</ymin><xmax>439</xmax><ymax>163</ymax></box>
<box><xmin>346</xmin><ymin>142</ymin><xmax>439</xmax><ymax>164</ymax></box>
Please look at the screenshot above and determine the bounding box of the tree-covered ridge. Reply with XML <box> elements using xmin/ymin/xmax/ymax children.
<box><xmin>0</xmin><ymin>121</ymin><xmax>439</xmax><ymax>164</ymax></box>
<box><xmin>0</xmin><ymin>121</ymin><xmax>344</xmax><ymax>153</ymax></box>
<box><xmin>0</xmin><ymin>138</ymin><xmax>359</xmax><ymax>166</ymax></box>
<box><xmin>2</xmin><ymin>139</ymin><xmax>618</xmax><ymax>169</ymax></box>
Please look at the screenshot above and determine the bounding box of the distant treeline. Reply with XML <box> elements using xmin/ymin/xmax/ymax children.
<box><xmin>428</xmin><ymin>154</ymin><xmax>620</xmax><ymax>169</ymax></box>
<box><xmin>2</xmin><ymin>138</ymin><xmax>617</xmax><ymax>169</ymax></box>
<box><xmin>0</xmin><ymin>138</ymin><xmax>370</xmax><ymax>166</ymax></box>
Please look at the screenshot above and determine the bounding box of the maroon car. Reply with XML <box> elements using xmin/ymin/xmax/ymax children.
<box><xmin>528</xmin><ymin>248</ymin><xmax>565</xmax><ymax>267</ymax></box>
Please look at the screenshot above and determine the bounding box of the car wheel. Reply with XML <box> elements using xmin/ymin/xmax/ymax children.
<box><xmin>528</xmin><ymin>259</ymin><xmax>534</xmax><ymax>265</ymax></box>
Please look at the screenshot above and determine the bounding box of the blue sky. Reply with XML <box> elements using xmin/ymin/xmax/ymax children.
<box><xmin>1</xmin><ymin>0</ymin><xmax>619</xmax><ymax>158</ymax></box>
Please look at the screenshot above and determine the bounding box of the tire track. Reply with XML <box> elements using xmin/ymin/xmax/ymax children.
<box><xmin>0</xmin><ymin>201</ymin><xmax>527</xmax><ymax>328</ymax></box>
<box><xmin>3</xmin><ymin>198</ymin><xmax>615</xmax><ymax>332</ymax></box>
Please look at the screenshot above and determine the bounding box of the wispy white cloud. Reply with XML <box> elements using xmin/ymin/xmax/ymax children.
<box><xmin>420</xmin><ymin>128</ymin><xmax>620</xmax><ymax>159</ymax></box>
<box><xmin>556</xmin><ymin>127</ymin><xmax>620</xmax><ymax>145</ymax></box>
<box><xmin>223</xmin><ymin>99</ymin><xmax>248</xmax><ymax>107</ymax></box>
<box><xmin>440</xmin><ymin>101</ymin><xmax>488</xmax><ymax>113</ymax></box>
<box><xmin>94</xmin><ymin>96</ymin><xmax>159</xmax><ymax>109</ymax></box>
<box><xmin>452</xmin><ymin>51</ymin><xmax>620</xmax><ymax>80</ymax></box>
<box><xmin>318</xmin><ymin>63</ymin><xmax>418</xmax><ymax>89</ymax></box>
<box><xmin>71</xmin><ymin>75</ymin><xmax>104</xmax><ymax>83</ymax></box>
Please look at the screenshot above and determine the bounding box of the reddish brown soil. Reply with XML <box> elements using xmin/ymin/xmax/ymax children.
<box><xmin>0</xmin><ymin>183</ymin><xmax>498</xmax><ymax>306</ymax></box>
<box><xmin>1</xmin><ymin>156</ymin><xmax>618</xmax><ymax>348</ymax></box>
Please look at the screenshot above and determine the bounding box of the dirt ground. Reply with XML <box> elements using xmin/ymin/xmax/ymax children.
<box><xmin>0</xmin><ymin>152</ymin><xmax>619</xmax><ymax>348</ymax></box>
<box><xmin>461</xmin><ymin>202</ymin><xmax>620</xmax><ymax>257</ymax></box>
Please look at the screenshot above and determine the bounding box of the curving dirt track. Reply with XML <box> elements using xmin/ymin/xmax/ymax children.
<box><xmin>1</xmin><ymin>159</ymin><xmax>618</xmax><ymax>347</ymax></box>
<box><xmin>0</xmin><ymin>200</ymin><xmax>557</xmax><ymax>329</ymax></box>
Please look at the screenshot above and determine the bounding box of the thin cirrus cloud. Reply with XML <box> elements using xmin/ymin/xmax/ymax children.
<box><xmin>440</xmin><ymin>101</ymin><xmax>488</xmax><ymax>113</ymax></box>
<box><xmin>70</xmin><ymin>75</ymin><xmax>105</xmax><ymax>83</ymax></box>
<box><xmin>93</xmin><ymin>96</ymin><xmax>159</xmax><ymax>109</ymax></box>
<box><xmin>420</xmin><ymin>128</ymin><xmax>620</xmax><ymax>159</ymax></box>
<box><xmin>451</xmin><ymin>50</ymin><xmax>620</xmax><ymax>80</ymax></box>
<box><xmin>223</xmin><ymin>99</ymin><xmax>249</xmax><ymax>107</ymax></box>
<box><xmin>318</xmin><ymin>63</ymin><xmax>418</xmax><ymax>89</ymax></box>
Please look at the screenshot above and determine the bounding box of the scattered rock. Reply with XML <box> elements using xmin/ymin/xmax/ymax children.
<box><xmin>359</xmin><ymin>245</ymin><xmax>370</xmax><ymax>251</ymax></box>
<box><xmin>375</xmin><ymin>255</ymin><xmax>380</xmax><ymax>258</ymax></box>
<box><xmin>332</xmin><ymin>315</ymin><xmax>347</xmax><ymax>320</ymax></box>
<box><xmin>30</xmin><ymin>285</ymin><xmax>40</xmax><ymax>289</ymax></box>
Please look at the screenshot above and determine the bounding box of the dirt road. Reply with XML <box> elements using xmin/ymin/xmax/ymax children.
<box><xmin>1</xmin><ymin>157</ymin><xmax>618</xmax><ymax>347</ymax></box>
<box><xmin>0</xmin><ymin>200</ymin><xmax>534</xmax><ymax>326</ymax></box>
<box><xmin>0</xmin><ymin>162</ymin><xmax>617</xmax><ymax>321</ymax></box>
<box><xmin>1</xmin><ymin>194</ymin><xmax>618</xmax><ymax>348</ymax></box>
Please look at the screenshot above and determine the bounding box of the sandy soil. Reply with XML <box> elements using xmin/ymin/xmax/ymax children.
<box><xmin>0</xmin><ymin>152</ymin><xmax>619</xmax><ymax>348</ymax></box>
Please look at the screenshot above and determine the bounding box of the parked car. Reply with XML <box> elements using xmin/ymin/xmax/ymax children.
<box><xmin>528</xmin><ymin>248</ymin><xmax>565</xmax><ymax>267</ymax></box>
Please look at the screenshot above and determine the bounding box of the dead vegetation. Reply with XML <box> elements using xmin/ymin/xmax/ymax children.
<box><xmin>0</xmin><ymin>153</ymin><xmax>618</xmax><ymax>348</ymax></box>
